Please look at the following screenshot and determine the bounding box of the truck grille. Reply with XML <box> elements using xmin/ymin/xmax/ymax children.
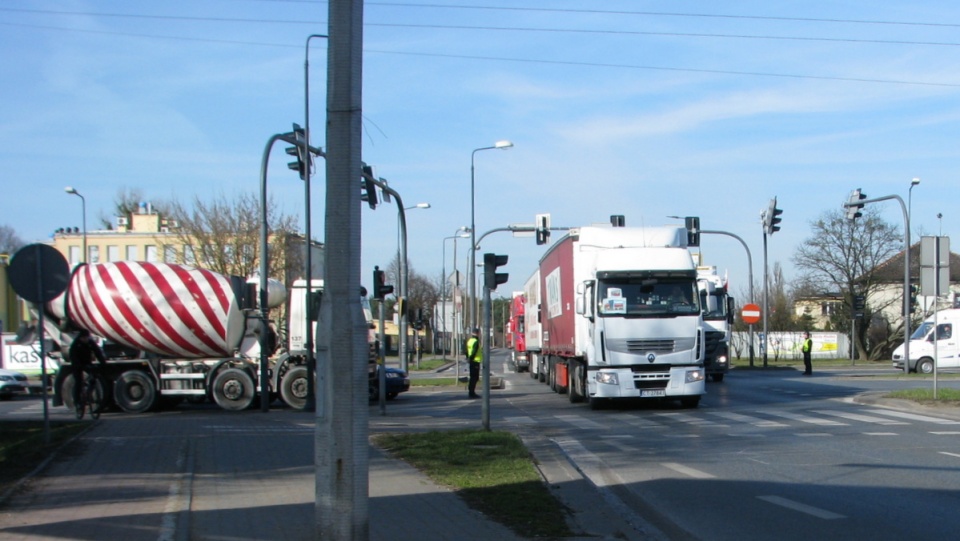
<box><xmin>704</xmin><ymin>331</ymin><xmax>723</xmax><ymax>356</ymax></box>
<box><xmin>626</xmin><ymin>339</ymin><xmax>674</xmax><ymax>352</ymax></box>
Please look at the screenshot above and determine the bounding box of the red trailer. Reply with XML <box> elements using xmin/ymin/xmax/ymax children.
<box><xmin>508</xmin><ymin>292</ymin><xmax>528</xmax><ymax>372</ymax></box>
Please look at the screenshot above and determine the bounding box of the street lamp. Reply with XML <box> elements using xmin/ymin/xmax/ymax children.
<box><xmin>469</xmin><ymin>140</ymin><xmax>513</xmax><ymax>330</ymax></box>
<box><xmin>302</xmin><ymin>33</ymin><xmax>327</xmax><ymax>413</ymax></box>
<box><xmin>441</xmin><ymin>227</ymin><xmax>470</xmax><ymax>361</ymax></box>
<box><xmin>906</xmin><ymin>177</ymin><xmax>920</xmax><ymax>317</ymax></box>
<box><xmin>64</xmin><ymin>187</ymin><xmax>86</xmax><ymax>264</ymax></box>
<box><xmin>398</xmin><ymin>202</ymin><xmax>431</xmax><ymax>372</ymax></box>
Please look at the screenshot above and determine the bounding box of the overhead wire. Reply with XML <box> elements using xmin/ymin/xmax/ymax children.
<box><xmin>2</xmin><ymin>5</ymin><xmax>959</xmax><ymax>88</ymax></box>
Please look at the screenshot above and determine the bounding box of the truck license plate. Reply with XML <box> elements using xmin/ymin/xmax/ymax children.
<box><xmin>641</xmin><ymin>389</ymin><xmax>666</xmax><ymax>398</ymax></box>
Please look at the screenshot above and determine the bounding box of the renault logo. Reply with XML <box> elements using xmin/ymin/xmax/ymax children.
<box><xmin>647</xmin><ymin>353</ymin><xmax>656</xmax><ymax>363</ymax></box>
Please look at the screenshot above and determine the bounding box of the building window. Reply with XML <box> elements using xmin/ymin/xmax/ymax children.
<box><xmin>107</xmin><ymin>245</ymin><xmax>120</xmax><ymax>262</ymax></box>
<box><xmin>126</xmin><ymin>245</ymin><xmax>138</xmax><ymax>261</ymax></box>
<box><xmin>164</xmin><ymin>245</ymin><xmax>177</xmax><ymax>263</ymax></box>
<box><xmin>68</xmin><ymin>246</ymin><xmax>81</xmax><ymax>266</ymax></box>
<box><xmin>183</xmin><ymin>245</ymin><xmax>196</xmax><ymax>266</ymax></box>
<box><xmin>88</xmin><ymin>246</ymin><xmax>100</xmax><ymax>264</ymax></box>
<box><xmin>145</xmin><ymin>245</ymin><xmax>158</xmax><ymax>262</ymax></box>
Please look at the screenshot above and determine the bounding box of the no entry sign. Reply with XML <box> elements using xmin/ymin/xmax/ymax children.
<box><xmin>741</xmin><ymin>303</ymin><xmax>761</xmax><ymax>325</ymax></box>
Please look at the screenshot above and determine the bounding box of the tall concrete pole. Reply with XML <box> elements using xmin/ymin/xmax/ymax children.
<box><xmin>318</xmin><ymin>0</ymin><xmax>367</xmax><ymax>538</ymax></box>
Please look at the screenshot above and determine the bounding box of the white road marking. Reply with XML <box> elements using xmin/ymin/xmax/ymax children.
<box><xmin>930</xmin><ymin>431</ymin><xmax>960</xmax><ymax>435</ymax></box>
<box><xmin>757</xmin><ymin>495</ymin><xmax>845</xmax><ymax>520</ymax></box>
<box><xmin>158</xmin><ymin>439</ymin><xmax>195</xmax><ymax>541</ymax></box>
<box><xmin>863</xmin><ymin>432</ymin><xmax>899</xmax><ymax>436</ymax></box>
<box><xmin>812</xmin><ymin>409</ymin><xmax>908</xmax><ymax>425</ymax></box>
<box><xmin>661</xmin><ymin>462</ymin><xmax>715</xmax><ymax>479</ymax></box>
<box><xmin>940</xmin><ymin>452</ymin><xmax>960</xmax><ymax>458</ymax></box>
<box><xmin>764</xmin><ymin>410</ymin><xmax>847</xmax><ymax>426</ymax></box>
<box><xmin>709</xmin><ymin>411</ymin><xmax>787</xmax><ymax>427</ymax></box>
<box><xmin>555</xmin><ymin>414</ymin><xmax>606</xmax><ymax>430</ymax></box>
<box><xmin>865</xmin><ymin>409</ymin><xmax>960</xmax><ymax>425</ymax></box>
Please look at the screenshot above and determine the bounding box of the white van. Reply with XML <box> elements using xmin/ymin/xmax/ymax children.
<box><xmin>892</xmin><ymin>309</ymin><xmax>960</xmax><ymax>373</ymax></box>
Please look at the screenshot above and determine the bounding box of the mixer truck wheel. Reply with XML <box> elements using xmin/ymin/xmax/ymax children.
<box><xmin>280</xmin><ymin>366</ymin><xmax>308</xmax><ymax>410</ymax></box>
<box><xmin>212</xmin><ymin>368</ymin><xmax>256</xmax><ymax>411</ymax></box>
<box><xmin>61</xmin><ymin>373</ymin><xmax>77</xmax><ymax>411</ymax></box>
<box><xmin>114</xmin><ymin>370</ymin><xmax>157</xmax><ymax>413</ymax></box>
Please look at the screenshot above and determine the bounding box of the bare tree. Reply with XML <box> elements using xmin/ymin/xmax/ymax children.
<box><xmin>792</xmin><ymin>207</ymin><xmax>901</xmax><ymax>361</ymax></box>
<box><xmin>384</xmin><ymin>254</ymin><xmax>439</xmax><ymax>322</ymax></box>
<box><xmin>164</xmin><ymin>192</ymin><xmax>301</xmax><ymax>282</ymax></box>
<box><xmin>0</xmin><ymin>225</ymin><xmax>25</xmax><ymax>254</ymax></box>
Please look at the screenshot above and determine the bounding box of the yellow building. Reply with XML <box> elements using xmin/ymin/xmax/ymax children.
<box><xmin>51</xmin><ymin>207</ymin><xmax>181</xmax><ymax>266</ymax></box>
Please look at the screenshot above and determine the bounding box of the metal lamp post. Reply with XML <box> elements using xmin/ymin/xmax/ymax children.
<box><xmin>302</xmin><ymin>33</ymin><xmax>327</xmax><ymax>412</ymax></box>
<box><xmin>64</xmin><ymin>187</ymin><xmax>86</xmax><ymax>264</ymax></box>
<box><xmin>397</xmin><ymin>202</ymin><xmax>430</xmax><ymax>373</ymax></box>
<box><xmin>469</xmin><ymin>140</ymin><xmax>513</xmax><ymax>331</ymax></box>
<box><xmin>441</xmin><ymin>228</ymin><xmax>469</xmax><ymax>361</ymax></box>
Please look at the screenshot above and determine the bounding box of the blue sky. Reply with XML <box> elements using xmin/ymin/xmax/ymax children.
<box><xmin>2</xmin><ymin>1</ymin><xmax>959</xmax><ymax>304</ymax></box>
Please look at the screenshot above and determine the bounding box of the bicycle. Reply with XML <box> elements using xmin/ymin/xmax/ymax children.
<box><xmin>74</xmin><ymin>367</ymin><xmax>104</xmax><ymax>420</ymax></box>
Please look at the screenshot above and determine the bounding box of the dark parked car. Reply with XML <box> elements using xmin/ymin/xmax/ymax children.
<box><xmin>368</xmin><ymin>365</ymin><xmax>410</xmax><ymax>401</ymax></box>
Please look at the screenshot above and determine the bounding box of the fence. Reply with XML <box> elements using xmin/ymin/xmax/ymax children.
<box><xmin>730</xmin><ymin>331</ymin><xmax>850</xmax><ymax>361</ymax></box>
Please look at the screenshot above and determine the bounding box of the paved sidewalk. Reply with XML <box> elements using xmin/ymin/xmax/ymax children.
<box><xmin>0</xmin><ymin>389</ymin><xmax>639</xmax><ymax>541</ymax></box>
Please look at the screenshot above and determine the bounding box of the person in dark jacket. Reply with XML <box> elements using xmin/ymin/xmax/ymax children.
<box><xmin>69</xmin><ymin>329</ymin><xmax>106</xmax><ymax>407</ymax></box>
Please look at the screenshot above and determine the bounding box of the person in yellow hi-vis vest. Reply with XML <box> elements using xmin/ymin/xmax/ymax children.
<box><xmin>801</xmin><ymin>332</ymin><xmax>813</xmax><ymax>376</ymax></box>
<box><xmin>466</xmin><ymin>328</ymin><xmax>482</xmax><ymax>398</ymax></box>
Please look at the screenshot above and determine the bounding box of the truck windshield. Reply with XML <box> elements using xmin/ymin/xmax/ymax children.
<box><xmin>700</xmin><ymin>290</ymin><xmax>728</xmax><ymax>320</ymax></box>
<box><xmin>597</xmin><ymin>278</ymin><xmax>699</xmax><ymax>317</ymax></box>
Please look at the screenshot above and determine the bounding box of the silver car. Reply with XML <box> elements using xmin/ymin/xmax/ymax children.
<box><xmin>0</xmin><ymin>368</ymin><xmax>29</xmax><ymax>399</ymax></box>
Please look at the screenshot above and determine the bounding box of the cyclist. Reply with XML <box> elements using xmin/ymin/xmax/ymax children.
<box><xmin>69</xmin><ymin>329</ymin><xmax>106</xmax><ymax>409</ymax></box>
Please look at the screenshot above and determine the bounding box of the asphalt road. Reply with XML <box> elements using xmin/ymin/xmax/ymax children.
<box><xmin>5</xmin><ymin>354</ymin><xmax>960</xmax><ymax>541</ymax></box>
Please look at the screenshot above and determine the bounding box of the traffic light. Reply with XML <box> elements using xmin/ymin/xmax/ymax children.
<box><xmin>372</xmin><ymin>266</ymin><xmax>393</xmax><ymax>300</ymax></box>
<box><xmin>360</xmin><ymin>165</ymin><xmax>379</xmax><ymax>210</ymax></box>
<box><xmin>853</xmin><ymin>294</ymin><xmax>865</xmax><ymax>318</ymax></box>
<box><xmin>286</xmin><ymin>123</ymin><xmax>310</xmax><ymax>180</ymax></box>
<box><xmin>684</xmin><ymin>216</ymin><xmax>700</xmax><ymax>247</ymax></box>
<box><xmin>536</xmin><ymin>213</ymin><xmax>551</xmax><ymax>245</ymax></box>
<box><xmin>908</xmin><ymin>284</ymin><xmax>919</xmax><ymax>312</ymax></box>
<box><xmin>483</xmin><ymin>253</ymin><xmax>509</xmax><ymax>290</ymax></box>
<box><xmin>845</xmin><ymin>188</ymin><xmax>867</xmax><ymax>220</ymax></box>
<box><xmin>764</xmin><ymin>197</ymin><xmax>783</xmax><ymax>235</ymax></box>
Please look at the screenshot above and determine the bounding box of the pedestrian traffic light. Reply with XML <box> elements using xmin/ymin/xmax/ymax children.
<box><xmin>684</xmin><ymin>216</ymin><xmax>700</xmax><ymax>247</ymax></box>
<box><xmin>286</xmin><ymin>123</ymin><xmax>310</xmax><ymax>181</ymax></box>
<box><xmin>360</xmin><ymin>165</ymin><xmax>379</xmax><ymax>210</ymax></box>
<box><xmin>845</xmin><ymin>188</ymin><xmax>867</xmax><ymax>220</ymax></box>
<box><xmin>908</xmin><ymin>284</ymin><xmax>919</xmax><ymax>312</ymax></box>
<box><xmin>764</xmin><ymin>198</ymin><xmax>783</xmax><ymax>235</ymax></box>
<box><xmin>535</xmin><ymin>213</ymin><xmax>551</xmax><ymax>245</ymax></box>
<box><xmin>372</xmin><ymin>266</ymin><xmax>393</xmax><ymax>300</ymax></box>
<box><xmin>483</xmin><ymin>253</ymin><xmax>509</xmax><ymax>290</ymax></box>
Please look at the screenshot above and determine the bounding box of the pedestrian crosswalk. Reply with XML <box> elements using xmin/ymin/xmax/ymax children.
<box><xmin>503</xmin><ymin>406</ymin><xmax>960</xmax><ymax>434</ymax></box>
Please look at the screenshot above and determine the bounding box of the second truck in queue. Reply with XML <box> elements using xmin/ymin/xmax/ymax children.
<box><xmin>538</xmin><ymin>219</ymin><xmax>707</xmax><ymax>409</ymax></box>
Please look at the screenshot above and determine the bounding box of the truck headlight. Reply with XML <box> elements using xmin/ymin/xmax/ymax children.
<box><xmin>596</xmin><ymin>372</ymin><xmax>619</xmax><ymax>385</ymax></box>
<box><xmin>716</xmin><ymin>354</ymin><xmax>728</xmax><ymax>366</ymax></box>
<box><xmin>685</xmin><ymin>369</ymin><xmax>705</xmax><ymax>383</ymax></box>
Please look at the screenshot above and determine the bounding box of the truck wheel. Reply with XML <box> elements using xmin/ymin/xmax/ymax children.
<box><xmin>212</xmin><ymin>368</ymin><xmax>256</xmax><ymax>411</ymax></box>
<box><xmin>280</xmin><ymin>366</ymin><xmax>308</xmax><ymax>410</ymax></box>
<box><xmin>548</xmin><ymin>363</ymin><xmax>557</xmax><ymax>392</ymax></box>
<box><xmin>61</xmin><ymin>373</ymin><xmax>77</xmax><ymax>411</ymax></box>
<box><xmin>568</xmin><ymin>363</ymin><xmax>584</xmax><ymax>403</ymax></box>
<box><xmin>918</xmin><ymin>358</ymin><xmax>935</xmax><ymax>374</ymax></box>
<box><xmin>114</xmin><ymin>370</ymin><xmax>157</xmax><ymax>413</ymax></box>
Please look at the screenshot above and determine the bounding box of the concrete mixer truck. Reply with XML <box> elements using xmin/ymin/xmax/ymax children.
<box><xmin>39</xmin><ymin>261</ymin><xmax>322</xmax><ymax>413</ymax></box>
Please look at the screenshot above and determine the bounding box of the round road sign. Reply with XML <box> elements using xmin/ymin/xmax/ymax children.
<box><xmin>7</xmin><ymin>244</ymin><xmax>70</xmax><ymax>303</ymax></box>
<box><xmin>741</xmin><ymin>303</ymin><xmax>761</xmax><ymax>324</ymax></box>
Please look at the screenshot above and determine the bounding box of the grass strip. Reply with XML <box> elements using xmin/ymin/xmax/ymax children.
<box><xmin>374</xmin><ymin>429</ymin><xmax>574</xmax><ymax>539</ymax></box>
<box><xmin>885</xmin><ymin>388</ymin><xmax>960</xmax><ymax>403</ymax></box>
